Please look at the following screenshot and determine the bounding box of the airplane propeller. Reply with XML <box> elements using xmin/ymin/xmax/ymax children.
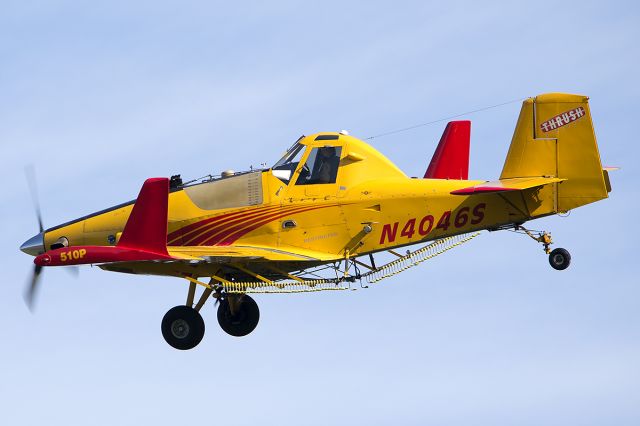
<box><xmin>23</xmin><ymin>167</ymin><xmax>79</xmax><ymax>310</ymax></box>
<box><xmin>23</xmin><ymin>166</ymin><xmax>45</xmax><ymax>311</ymax></box>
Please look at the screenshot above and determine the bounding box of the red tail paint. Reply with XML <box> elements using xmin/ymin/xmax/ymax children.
<box><xmin>424</xmin><ymin>121</ymin><xmax>470</xmax><ymax>180</ymax></box>
<box><xmin>117</xmin><ymin>178</ymin><xmax>169</xmax><ymax>255</ymax></box>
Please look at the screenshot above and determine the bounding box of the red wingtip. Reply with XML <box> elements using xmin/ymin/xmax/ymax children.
<box><xmin>424</xmin><ymin>120</ymin><xmax>470</xmax><ymax>180</ymax></box>
<box><xmin>117</xmin><ymin>178</ymin><xmax>169</xmax><ymax>255</ymax></box>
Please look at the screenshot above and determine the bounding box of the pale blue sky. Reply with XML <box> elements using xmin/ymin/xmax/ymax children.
<box><xmin>1</xmin><ymin>1</ymin><xmax>638</xmax><ymax>425</ymax></box>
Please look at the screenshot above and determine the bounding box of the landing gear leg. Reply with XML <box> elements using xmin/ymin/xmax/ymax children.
<box><xmin>515</xmin><ymin>225</ymin><xmax>571</xmax><ymax>271</ymax></box>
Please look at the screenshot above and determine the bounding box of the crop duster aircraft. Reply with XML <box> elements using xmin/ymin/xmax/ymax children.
<box><xmin>20</xmin><ymin>93</ymin><xmax>614</xmax><ymax>350</ymax></box>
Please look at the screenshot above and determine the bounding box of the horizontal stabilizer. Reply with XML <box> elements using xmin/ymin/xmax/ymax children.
<box><xmin>451</xmin><ymin>177</ymin><xmax>565</xmax><ymax>195</ymax></box>
<box><xmin>424</xmin><ymin>121</ymin><xmax>470</xmax><ymax>180</ymax></box>
<box><xmin>117</xmin><ymin>178</ymin><xmax>170</xmax><ymax>254</ymax></box>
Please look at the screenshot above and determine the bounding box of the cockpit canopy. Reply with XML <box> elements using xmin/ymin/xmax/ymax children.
<box><xmin>272</xmin><ymin>139</ymin><xmax>342</xmax><ymax>185</ymax></box>
<box><xmin>271</xmin><ymin>132</ymin><xmax>407</xmax><ymax>188</ymax></box>
<box><xmin>271</xmin><ymin>139</ymin><xmax>305</xmax><ymax>184</ymax></box>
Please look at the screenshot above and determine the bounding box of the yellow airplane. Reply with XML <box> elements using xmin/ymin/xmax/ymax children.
<box><xmin>20</xmin><ymin>93</ymin><xmax>614</xmax><ymax>350</ymax></box>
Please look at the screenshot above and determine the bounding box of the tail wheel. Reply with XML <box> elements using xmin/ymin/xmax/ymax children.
<box><xmin>217</xmin><ymin>294</ymin><xmax>260</xmax><ymax>337</ymax></box>
<box><xmin>161</xmin><ymin>305</ymin><xmax>205</xmax><ymax>350</ymax></box>
<box><xmin>549</xmin><ymin>248</ymin><xmax>571</xmax><ymax>270</ymax></box>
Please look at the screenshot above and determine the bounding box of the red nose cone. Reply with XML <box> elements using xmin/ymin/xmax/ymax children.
<box><xmin>34</xmin><ymin>254</ymin><xmax>51</xmax><ymax>267</ymax></box>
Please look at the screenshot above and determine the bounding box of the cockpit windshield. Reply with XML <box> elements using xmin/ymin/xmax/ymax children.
<box><xmin>271</xmin><ymin>137</ymin><xmax>306</xmax><ymax>184</ymax></box>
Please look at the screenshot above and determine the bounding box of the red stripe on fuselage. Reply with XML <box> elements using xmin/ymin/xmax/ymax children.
<box><xmin>185</xmin><ymin>205</ymin><xmax>300</xmax><ymax>246</ymax></box>
<box><xmin>168</xmin><ymin>205</ymin><xmax>279</xmax><ymax>243</ymax></box>
<box><xmin>181</xmin><ymin>206</ymin><xmax>283</xmax><ymax>246</ymax></box>
<box><xmin>212</xmin><ymin>205</ymin><xmax>335</xmax><ymax>246</ymax></box>
<box><xmin>166</xmin><ymin>207</ymin><xmax>266</xmax><ymax>242</ymax></box>
<box><xmin>167</xmin><ymin>205</ymin><xmax>280</xmax><ymax>245</ymax></box>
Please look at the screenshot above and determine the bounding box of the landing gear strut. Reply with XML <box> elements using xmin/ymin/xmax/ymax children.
<box><xmin>161</xmin><ymin>277</ymin><xmax>261</xmax><ymax>349</ymax></box>
<box><xmin>514</xmin><ymin>225</ymin><xmax>571</xmax><ymax>271</ymax></box>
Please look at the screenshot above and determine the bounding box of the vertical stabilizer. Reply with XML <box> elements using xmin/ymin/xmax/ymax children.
<box><xmin>500</xmin><ymin>93</ymin><xmax>608</xmax><ymax>212</ymax></box>
<box><xmin>117</xmin><ymin>178</ymin><xmax>169</xmax><ymax>254</ymax></box>
<box><xmin>424</xmin><ymin>120</ymin><xmax>470</xmax><ymax>180</ymax></box>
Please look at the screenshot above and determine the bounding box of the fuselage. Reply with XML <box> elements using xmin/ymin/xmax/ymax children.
<box><xmin>28</xmin><ymin>132</ymin><xmax>540</xmax><ymax>278</ymax></box>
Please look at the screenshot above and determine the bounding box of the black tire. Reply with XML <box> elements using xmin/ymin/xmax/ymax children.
<box><xmin>217</xmin><ymin>295</ymin><xmax>260</xmax><ymax>337</ymax></box>
<box><xmin>549</xmin><ymin>248</ymin><xmax>571</xmax><ymax>271</ymax></box>
<box><xmin>161</xmin><ymin>305</ymin><xmax>205</xmax><ymax>350</ymax></box>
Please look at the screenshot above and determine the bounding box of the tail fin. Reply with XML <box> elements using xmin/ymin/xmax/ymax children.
<box><xmin>500</xmin><ymin>93</ymin><xmax>609</xmax><ymax>212</ymax></box>
<box><xmin>424</xmin><ymin>120</ymin><xmax>470</xmax><ymax>180</ymax></box>
<box><xmin>117</xmin><ymin>178</ymin><xmax>169</xmax><ymax>255</ymax></box>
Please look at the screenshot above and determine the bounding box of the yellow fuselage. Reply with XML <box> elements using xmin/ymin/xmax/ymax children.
<box><xmin>41</xmin><ymin>132</ymin><xmax>551</xmax><ymax>278</ymax></box>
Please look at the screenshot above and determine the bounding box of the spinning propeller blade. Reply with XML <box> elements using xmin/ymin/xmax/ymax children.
<box><xmin>24</xmin><ymin>264</ymin><xmax>43</xmax><ymax>311</ymax></box>
<box><xmin>25</xmin><ymin>165</ymin><xmax>44</xmax><ymax>233</ymax></box>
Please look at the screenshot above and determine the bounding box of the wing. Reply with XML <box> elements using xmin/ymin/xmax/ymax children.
<box><xmin>167</xmin><ymin>244</ymin><xmax>339</xmax><ymax>263</ymax></box>
<box><xmin>99</xmin><ymin>243</ymin><xmax>338</xmax><ymax>280</ymax></box>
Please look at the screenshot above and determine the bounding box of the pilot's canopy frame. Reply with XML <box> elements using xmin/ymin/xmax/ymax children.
<box><xmin>271</xmin><ymin>136</ymin><xmax>343</xmax><ymax>185</ymax></box>
<box><xmin>271</xmin><ymin>139</ymin><xmax>306</xmax><ymax>184</ymax></box>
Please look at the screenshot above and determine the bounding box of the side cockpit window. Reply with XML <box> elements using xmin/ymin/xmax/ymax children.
<box><xmin>296</xmin><ymin>146</ymin><xmax>342</xmax><ymax>185</ymax></box>
<box><xmin>272</xmin><ymin>140</ymin><xmax>305</xmax><ymax>184</ymax></box>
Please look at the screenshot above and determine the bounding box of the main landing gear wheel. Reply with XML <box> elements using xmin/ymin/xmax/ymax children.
<box><xmin>217</xmin><ymin>294</ymin><xmax>260</xmax><ymax>337</ymax></box>
<box><xmin>161</xmin><ymin>305</ymin><xmax>205</xmax><ymax>350</ymax></box>
<box><xmin>549</xmin><ymin>248</ymin><xmax>571</xmax><ymax>271</ymax></box>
